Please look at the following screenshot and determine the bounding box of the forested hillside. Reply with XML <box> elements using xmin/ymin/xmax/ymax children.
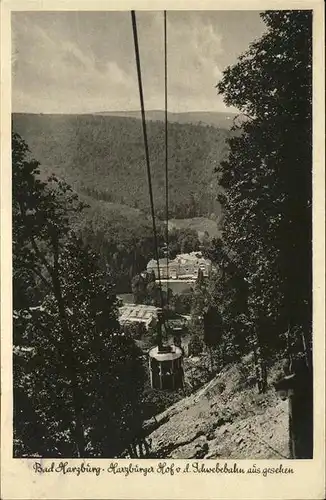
<box><xmin>12</xmin><ymin>112</ymin><xmax>229</xmax><ymax>293</ymax></box>
<box><xmin>12</xmin><ymin>113</ymin><xmax>229</xmax><ymax>219</ymax></box>
<box><xmin>72</xmin><ymin>195</ymin><xmax>164</xmax><ymax>293</ymax></box>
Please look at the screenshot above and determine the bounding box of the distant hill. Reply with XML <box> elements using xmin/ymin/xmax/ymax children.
<box><xmin>12</xmin><ymin>113</ymin><xmax>230</xmax><ymax>220</ymax></box>
<box><xmin>93</xmin><ymin>110</ymin><xmax>237</xmax><ymax>129</ymax></box>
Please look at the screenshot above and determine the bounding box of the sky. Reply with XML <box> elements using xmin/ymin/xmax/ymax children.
<box><xmin>12</xmin><ymin>11</ymin><xmax>266</xmax><ymax>114</ymax></box>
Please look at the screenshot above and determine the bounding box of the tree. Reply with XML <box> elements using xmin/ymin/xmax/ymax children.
<box><xmin>169</xmin><ymin>291</ymin><xmax>192</xmax><ymax>315</ymax></box>
<box><xmin>188</xmin><ymin>334</ymin><xmax>203</xmax><ymax>357</ymax></box>
<box><xmin>215</xmin><ymin>11</ymin><xmax>312</xmax><ymax>389</ymax></box>
<box><xmin>13</xmin><ymin>132</ymin><xmax>88</xmax><ymax>455</ymax></box>
<box><xmin>196</xmin><ymin>268</ymin><xmax>205</xmax><ymax>285</ymax></box>
<box><xmin>203</xmin><ymin>306</ymin><xmax>223</xmax><ymax>348</ymax></box>
<box><xmin>131</xmin><ymin>274</ymin><xmax>147</xmax><ymax>304</ymax></box>
<box><xmin>167</xmin><ymin>227</ymin><xmax>200</xmax><ymax>259</ymax></box>
<box><xmin>179</xmin><ymin>228</ymin><xmax>200</xmax><ymax>254</ymax></box>
<box><xmin>146</xmin><ymin>276</ymin><xmax>162</xmax><ymax>307</ymax></box>
<box><xmin>203</xmin><ymin>305</ymin><xmax>223</xmax><ymax>373</ymax></box>
<box><xmin>13</xmin><ymin>132</ymin><xmax>145</xmax><ymax>457</ymax></box>
<box><xmin>203</xmin><ymin>246</ymin><xmax>250</xmax><ymax>365</ymax></box>
<box><xmin>201</xmin><ymin>230</ymin><xmax>211</xmax><ymax>251</ymax></box>
<box><xmin>189</xmin><ymin>266</ymin><xmax>209</xmax><ymax>346</ymax></box>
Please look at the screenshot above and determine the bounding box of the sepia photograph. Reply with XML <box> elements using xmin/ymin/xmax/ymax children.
<box><xmin>11</xmin><ymin>7</ymin><xmax>315</xmax><ymax>463</ymax></box>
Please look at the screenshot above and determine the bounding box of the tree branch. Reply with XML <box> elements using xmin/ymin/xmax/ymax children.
<box><xmin>31</xmin><ymin>266</ymin><xmax>52</xmax><ymax>290</ymax></box>
<box><xmin>18</xmin><ymin>261</ymin><xmax>52</xmax><ymax>290</ymax></box>
<box><xmin>17</xmin><ymin>198</ymin><xmax>54</xmax><ymax>277</ymax></box>
<box><xmin>29</xmin><ymin>235</ymin><xmax>54</xmax><ymax>278</ymax></box>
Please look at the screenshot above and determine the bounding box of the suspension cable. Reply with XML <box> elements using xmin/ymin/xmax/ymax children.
<box><xmin>131</xmin><ymin>11</ymin><xmax>164</xmax><ymax>312</ymax></box>
<box><xmin>164</xmin><ymin>10</ymin><xmax>169</xmax><ymax>307</ymax></box>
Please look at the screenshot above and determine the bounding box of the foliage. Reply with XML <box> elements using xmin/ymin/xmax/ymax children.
<box><xmin>211</xmin><ymin>10</ymin><xmax>312</xmax><ymax>389</ymax></box>
<box><xmin>122</xmin><ymin>322</ymin><xmax>148</xmax><ymax>339</ymax></box>
<box><xmin>12</xmin><ymin>131</ymin><xmax>85</xmax><ymax>308</ymax></box>
<box><xmin>131</xmin><ymin>271</ymin><xmax>163</xmax><ymax>306</ymax></box>
<box><xmin>168</xmin><ymin>227</ymin><xmax>201</xmax><ymax>258</ymax></box>
<box><xmin>169</xmin><ymin>291</ymin><xmax>192</xmax><ymax>315</ymax></box>
<box><xmin>189</xmin><ymin>267</ymin><xmax>210</xmax><ymax>340</ymax></box>
<box><xmin>203</xmin><ymin>306</ymin><xmax>223</xmax><ymax>348</ymax></box>
<box><xmin>13</xmin><ymin>132</ymin><xmax>145</xmax><ymax>457</ymax></box>
<box><xmin>188</xmin><ymin>335</ymin><xmax>204</xmax><ymax>356</ymax></box>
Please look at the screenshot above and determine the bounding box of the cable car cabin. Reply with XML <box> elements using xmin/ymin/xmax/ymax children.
<box><xmin>149</xmin><ymin>345</ymin><xmax>184</xmax><ymax>390</ymax></box>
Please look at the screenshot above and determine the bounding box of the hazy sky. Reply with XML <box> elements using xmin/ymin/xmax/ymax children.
<box><xmin>12</xmin><ymin>11</ymin><xmax>266</xmax><ymax>113</ymax></box>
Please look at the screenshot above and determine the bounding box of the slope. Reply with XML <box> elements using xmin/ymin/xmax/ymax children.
<box><xmin>71</xmin><ymin>194</ymin><xmax>164</xmax><ymax>293</ymax></box>
<box><xmin>12</xmin><ymin>113</ymin><xmax>230</xmax><ymax>219</ymax></box>
<box><xmin>143</xmin><ymin>356</ymin><xmax>289</xmax><ymax>460</ymax></box>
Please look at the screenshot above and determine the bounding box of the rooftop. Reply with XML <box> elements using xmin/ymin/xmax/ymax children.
<box><xmin>119</xmin><ymin>303</ymin><xmax>159</xmax><ymax>326</ymax></box>
<box><xmin>149</xmin><ymin>344</ymin><xmax>183</xmax><ymax>361</ymax></box>
<box><xmin>147</xmin><ymin>252</ymin><xmax>210</xmax><ymax>268</ymax></box>
<box><xmin>147</xmin><ymin>258</ymin><xmax>169</xmax><ymax>267</ymax></box>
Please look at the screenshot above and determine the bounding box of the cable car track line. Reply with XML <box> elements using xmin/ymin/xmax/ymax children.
<box><xmin>164</xmin><ymin>10</ymin><xmax>169</xmax><ymax>305</ymax></box>
<box><xmin>131</xmin><ymin>10</ymin><xmax>164</xmax><ymax>310</ymax></box>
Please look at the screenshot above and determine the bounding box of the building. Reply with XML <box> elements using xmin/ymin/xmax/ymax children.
<box><xmin>118</xmin><ymin>303</ymin><xmax>159</xmax><ymax>330</ymax></box>
<box><xmin>146</xmin><ymin>251</ymin><xmax>212</xmax><ymax>280</ymax></box>
<box><xmin>147</xmin><ymin>258</ymin><xmax>170</xmax><ymax>279</ymax></box>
